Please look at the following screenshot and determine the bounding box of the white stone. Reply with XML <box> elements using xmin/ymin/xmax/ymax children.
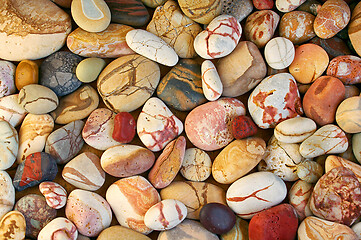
<box><xmin>201</xmin><ymin>60</ymin><xmax>223</xmax><ymax>101</ymax></box>
<box><xmin>276</xmin><ymin>0</ymin><xmax>306</xmax><ymax>12</ymax></box>
<box><xmin>264</xmin><ymin>37</ymin><xmax>295</xmax><ymax>69</ymax></box>
<box><xmin>274</xmin><ymin>117</ymin><xmax>317</xmax><ymax>143</ymax></box>
<box><xmin>0</xmin><ymin>171</ymin><xmax>15</xmax><ymax>220</ymax></box>
<box><xmin>180</xmin><ymin>148</ymin><xmax>212</xmax><ymax>182</ymax></box>
<box><xmin>0</xmin><ymin>61</ymin><xmax>16</xmax><ymax>98</ymax></box>
<box><xmin>38</xmin><ymin>217</ymin><xmax>78</xmax><ymax>240</ymax></box>
<box><xmin>0</xmin><ymin>94</ymin><xmax>27</xmax><ymax>128</ymax></box>
<box><xmin>0</xmin><ymin>120</ymin><xmax>18</xmax><ymax>171</ymax></box>
<box><xmin>352</xmin><ymin>222</ymin><xmax>361</xmax><ymax>239</ymax></box>
<box><xmin>126</xmin><ymin>29</ymin><xmax>179</xmax><ymax>67</ymax></box>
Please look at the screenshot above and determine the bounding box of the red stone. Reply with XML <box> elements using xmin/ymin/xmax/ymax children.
<box><xmin>112</xmin><ymin>112</ymin><xmax>136</xmax><ymax>143</ymax></box>
<box><xmin>231</xmin><ymin>115</ymin><xmax>258</xmax><ymax>139</ymax></box>
<box><xmin>249</xmin><ymin>204</ymin><xmax>298</xmax><ymax>240</ymax></box>
<box><xmin>252</xmin><ymin>0</ymin><xmax>274</xmax><ymax>10</ymax></box>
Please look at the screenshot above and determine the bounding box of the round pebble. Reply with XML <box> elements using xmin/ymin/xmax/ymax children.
<box><xmin>76</xmin><ymin>58</ymin><xmax>106</xmax><ymax>83</ymax></box>
<box><xmin>180</xmin><ymin>148</ymin><xmax>212</xmax><ymax>182</ymax></box>
<box><xmin>199</xmin><ymin>203</ymin><xmax>236</xmax><ymax>235</ymax></box>
<box><xmin>264</xmin><ymin>37</ymin><xmax>295</xmax><ymax>70</ymax></box>
<box><xmin>15</xmin><ymin>60</ymin><xmax>39</xmax><ymax>91</ymax></box>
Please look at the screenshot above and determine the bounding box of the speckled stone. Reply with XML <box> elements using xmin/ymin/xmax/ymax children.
<box><xmin>39</xmin><ymin>51</ymin><xmax>83</xmax><ymax>97</ymax></box>
<box><xmin>221</xmin><ymin>0</ymin><xmax>253</xmax><ymax>22</ymax></box>
<box><xmin>0</xmin><ymin>61</ymin><xmax>16</xmax><ymax>98</ymax></box>
<box><xmin>157</xmin><ymin>59</ymin><xmax>206</xmax><ymax>111</ymax></box>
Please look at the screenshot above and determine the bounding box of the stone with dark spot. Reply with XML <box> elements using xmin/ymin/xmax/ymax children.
<box><xmin>200</xmin><ymin>203</ymin><xmax>236</xmax><ymax>235</ymax></box>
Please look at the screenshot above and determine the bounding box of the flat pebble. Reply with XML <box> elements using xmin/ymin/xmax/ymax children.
<box><xmin>0</xmin><ymin>94</ymin><xmax>27</xmax><ymax>127</ymax></box>
<box><xmin>0</xmin><ymin>171</ymin><xmax>15</xmax><ymax>220</ymax></box>
<box><xmin>76</xmin><ymin>58</ymin><xmax>106</xmax><ymax>83</ymax></box>
<box><xmin>180</xmin><ymin>148</ymin><xmax>212</xmax><ymax>182</ymax></box>
<box><xmin>274</xmin><ymin>117</ymin><xmax>316</xmax><ymax>143</ymax></box>
<box><xmin>0</xmin><ymin>120</ymin><xmax>18</xmax><ymax>171</ymax></box>
<box><xmin>39</xmin><ymin>182</ymin><xmax>67</xmax><ymax>209</ymax></box>
<box><xmin>0</xmin><ymin>61</ymin><xmax>16</xmax><ymax>98</ymax></box>
<box><xmin>0</xmin><ymin>211</ymin><xmax>26</xmax><ymax>240</ymax></box>
<box><xmin>264</xmin><ymin>37</ymin><xmax>295</xmax><ymax>70</ymax></box>
<box><xmin>38</xmin><ymin>217</ymin><xmax>78</xmax><ymax>240</ymax></box>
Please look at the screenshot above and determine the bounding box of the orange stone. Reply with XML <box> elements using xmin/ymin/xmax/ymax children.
<box><xmin>15</xmin><ymin>60</ymin><xmax>39</xmax><ymax>90</ymax></box>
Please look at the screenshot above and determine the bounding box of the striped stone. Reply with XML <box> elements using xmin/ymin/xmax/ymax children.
<box><xmin>178</xmin><ymin>0</ymin><xmax>221</xmax><ymax>24</ymax></box>
<box><xmin>105</xmin><ymin>0</ymin><xmax>149</xmax><ymax>27</ymax></box>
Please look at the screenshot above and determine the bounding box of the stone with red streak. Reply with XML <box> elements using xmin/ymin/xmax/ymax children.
<box><xmin>327</xmin><ymin>55</ymin><xmax>361</xmax><ymax>84</ymax></box>
<box><xmin>231</xmin><ymin>115</ymin><xmax>258</xmax><ymax>139</ymax></box>
<box><xmin>39</xmin><ymin>182</ymin><xmax>67</xmax><ymax>209</ymax></box>
<box><xmin>289</xmin><ymin>180</ymin><xmax>313</xmax><ymax>221</ymax></box>
<box><xmin>112</xmin><ymin>112</ymin><xmax>136</xmax><ymax>143</ymax></box>
<box><xmin>253</xmin><ymin>0</ymin><xmax>274</xmax><ymax>10</ymax></box>
<box><xmin>38</xmin><ymin>217</ymin><xmax>78</xmax><ymax>240</ymax></box>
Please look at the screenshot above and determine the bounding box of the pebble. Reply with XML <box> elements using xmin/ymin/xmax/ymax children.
<box><xmin>39</xmin><ymin>51</ymin><xmax>83</xmax><ymax>97</ymax></box>
<box><xmin>289</xmin><ymin>43</ymin><xmax>329</xmax><ymax>84</ymax></box>
<box><xmin>63</xmin><ymin>152</ymin><xmax>106</xmax><ymax>191</ymax></box>
<box><xmin>100</xmin><ymin>144</ymin><xmax>155</xmax><ymax>178</ymax></box>
<box><xmin>45</xmin><ymin>120</ymin><xmax>84</xmax><ymax>164</ymax></box>
<box><xmin>248</xmin><ymin>73</ymin><xmax>303</xmax><ymax>129</ymax></box>
<box><xmin>71</xmin><ymin>0</ymin><xmax>111</xmax><ymax>32</ymax></box>
<box><xmin>303</xmin><ymin>76</ymin><xmax>345</xmax><ymax>126</ymax></box>
<box><xmin>353</xmin><ymin>133</ymin><xmax>361</xmax><ymax>163</ymax></box>
<box><xmin>201</xmin><ymin>60</ymin><xmax>223</xmax><ymax>101</ymax></box>
<box><xmin>0</xmin><ymin>171</ymin><xmax>15</xmax><ymax>220</ymax></box>
<box><xmin>144</xmin><ymin>199</ymin><xmax>187</xmax><ymax>231</ymax></box>
<box><xmin>220</xmin><ymin>217</ymin><xmax>249</xmax><ymax>240</ymax></box>
<box><xmin>137</xmin><ymin>97</ymin><xmax>183</xmax><ymax>152</ymax></box>
<box><xmin>185</xmin><ymin>98</ymin><xmax>246</xmax><ymax>151</ymax></box>
<box><xmin>216</xmin><ymin>41</ymin><xmax>267</xmax><ymax>97</ymax></box>
<box><xmin>289</xmin><ymin>180</ymin><xmax>313</xmax><ymax>221</ymax></box>
<box><xmin>15</xmin><ymin>194</ymin><xmax>57</xmax><ymax>239</ymax></box>
<box><xmin>222</xmin><ymin>0</ymin><xmax>253</xmax><ymax>22</ymax></box>
<box><xmin>212</xmin><ymin>138</ymin><xmax>266</xmax><ymax>184</ymax></box>
<box><xmin>299</xmin><ymin>124</ymin><xmax>348</xmax><ymax>158</ymax></box>
<box><xmin>327</xmin><ymin>55</ymin><xmax>361</xmax><ymax>84</ymax></box>
<box><xmin>349</xmin><ymin>1</ymin><xmax>361</xmax><ymax>57</ymax></box>
<box><xmin>0</xmin><ymin>120</ymin><xmax>18</xmax><ymax>171</ymax></box>
<box><xmin>0</xmin><ymin>61</ymin><xmax>16</xmax><ymax>98</ymax></box>
<box><xmin>274</xmin><ymin>117</ymin><xmax>317</xmax><ymax>143</ymax></box>
<box><xmin>66</xmin><ymin>189</ymin><xmax>112</xmax><ymax>237</ymax></box>
<box><xmin>313</xmin><ymin>0</ymin><xmax>351</xmax><ymax>39</ymax></box>
<box><xmin>298</xmin><ymin>216</ymin><xmax>358</xmax><ymax>240</ymax></box>
<box><xmin>244</xmin><ymin>10</ymin><xmax>280</xmax><ymax>48</ymax></box>
<box><xmin>231</xmin><ymin>115</ymin><xmax>258</xmax><ymax>139</ymax></box>
<box><xmin>157</xmin><ymin>219</ymin><xmax>219</xmax><ymax>240</ymax></box>
<box><xmin>336</xmin><ymin>96</ymin><xmax>361</xmax><ymax>133</ymax></box>
<box><xmin>15</xmin><ymin>60</ymin><xmax>39</xmax><ymax>90</ymax></box>
<box><xmin>157</xmin><ymin>59</ymin><xmax>206</xmax><ymax>111</ymax></box>
<box><xmin>352</xmin><ymin>222</ymin><xmax>361</xmax><ymax>239</ymax></box>
<box><xmin>141</xmin><ymin>0</ymin><xmax>166</xmax><ymax>8</ymax></box>
<box><xmin>112</xmin><ymin>112</ymin><xmax>136</xmax><ymax>143</ymax></box>
<box><xmin>264</xmin><ymin>37</ymin><xmax>295</xmax><ymax>70</ymax></box>
<box><xmin>258</xmin><ymin>136</ymin><xmax>304</xmax><ymax>181</ymax></box>
<box><xmin>13</xmin><ymin>152</ymin><xmax>58</xmax><ymax>191</ymax></box>
<box><xmin>226</xmin><ymin>172</ymin><xmax>287</xmax><ymax>219</ymax></box>
<box><xmin>105</xmin><ymin>0</ymin><xmax>149</xmax><ymax>27</ymax></box>
<box><xmin>200</xmin><ymin>203</ymin><xmax>236</xmax><ymax>235</ymax></box>
<box><xmin>160</xmin><ymin>181</ymin><xmax>226</xmax><ymax>220</ymax></box>
<box><xmin>126</xmin><ymin>29</ymin><xmax>179</xmax><ymax>67</ymax></box>
<box><xmin>51</xmin><ymin>0</ymin><xmax>72</xmax><ymax>8</ymax></box>
<box><xmin>97</xmin><ymin>225</ymin><xmax>152</xmax><ymax>240</ymax></box>
<box><xmin>296</xmin><ymin>160</ymin><xmax>323</xmax><ymax>183</ymax></box>
<box><xmin>18</xmin><ymin>84</ymin><xmax>59</xmax><ymax>114</ymax></box>
<box><xmin>0</xmin><ymin>211</ymin><xmax>26</xmax><ymax>240</ymax></box>
<box><xmin>146</xmin><ymin>0</ymin><xmax>202</xmax><ymax>59</ymax></box>
<box><xmin>51</xmin><ymin>84</ymin><xmax>99</xmax><ymax>125</ymax></box>
<box><xmin>76</xmin><ymin>58</ymin><xmax>106</xmax><ymax>83</ymax></box>
<box><xmin>345</xmin><ymin>85</ymin><xmax>360</xmax><ymax>99</ymax></box>
<box><xmin>276</xmin><ymin>0</ymin><xmax>306</xmax><ymax>12</ymax></box>
<box><xmin>105</xmin><ymin>176</ymin><xmax>161</xmax><ymax>234</ymax></box>
<box><xmin>39</xmin><ymin>182</ymin><xmax>67</xmax><ymax>209</ymax></box>
<box><xmin>97</xmin><ymin>54</ymin><xmax>160</xmax><ymax>113</ymax></box>
<box><xmin>0</xmin><ymin>94</ymin><xmax>27</xmax><ymax>127</ymax></box>
<box><xmin>180</xmin><ymin>148</ymin><xmax>212</xmax><ymax>182</ymax></box>
<box><xmin>0</xmin><ymin>0</ymin><xmax>72</xmax><ymax>61</ymax></box>
<box><xmin>248</xmin><ymin>204</ymin><xmax>298</xmax><ymax>240</ymax></box>
<box><xmin>67</xmin><ymin>24</ymin><xmax>135</xmax><ymax>58</ymax></box>
<box><xmin>310</xmin><ymin>36</ymin><xmax>351</xmax><ymax>59</ymax></box>
<box><xmin>310</xmin><ymin>167</ymin><xmax>361</xmax><ymax>226</ymax></box>
<box><xmin>253</xmin><ymin>0</ymin><xmax>274</xmax><ymax>9</ymax></box>
<box><xmin>325</xmin><ymin>155</ymin><xmax>361</xmax><ymax>182</ymax></box>
<box><xmin>194</xmin><ymin>15</ymin><xmax>242</xmax><ymax>59</ymax></box>
<box><xmin>279</xmin><ymin>11</ymin><xmax>316</xmax><ymax>45</ymax></box>
<box><xmin>38</xmin><ymin>217</ymin><xmax>78</xmax><ymax>240</ymax></box>
<box><xmin>17</xmin><ymin>114</ymin><xmax>54</xmax><ymax>163</ymax></box>
<box><xmin>178</xmin><ymin>0</ymin><xmax>221</xmax><ymax>24</ymax></box>
<box><xmin>82</xmin><ymin>108</ymin><xmax>119</xmax><ymax>150</ymax></box>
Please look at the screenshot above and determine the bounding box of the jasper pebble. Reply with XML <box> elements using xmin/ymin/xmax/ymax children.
<box><xmin>0</xmin><ymin>211</ymin><xmax>26</xmax><ymax>240</ymax></box>
<box><xmin>178</xmin><ymin>0</ymin><xmax>221</xmax><ymax>24</ymax></box>
<box><xmin>336</xmin><ymin>96</ymin><xmax>361</xmax><ymax>133</ymax></box>
<box><xmin>0</xmin><ymin>171</ymin><xmax>15</xmax><ymax>220</ymax></box>
<box><xmin>264</xmin><ymin>37</ymin><xmax>295</xmax><ymax>70</ymax></box>
<box><xmin>289</xmin><ymin>180</ymin><xmax>313</xmax><ymax>221</ymax></box>
<box><xmin>15</xmin><ymin>194</ymin><xmax>57</xmax><ymax>238</ymax></box>
<box><xmin>231</xmin><ymin>115</ymin><xmax>258</xmax><ymax>139</ymax></box>
<box><xmin>194</xmin><ymin>15</ymin><xmax>242</xmax><ymax>59</ymax></box>
<box><xmin>112</xmin><ymin>112</ymin><xmax>136</xmax><ymax>143</ymax></box>
<box><xmin>39</xmin><ymin>182</ymin><xmax>67</xmax><ymax>209</ymax></box>
<box><xmin>299</xmin><ymin>124</ymin><xmax>348</xmax><ymax>158</ymax></box>
<box><xmin>126</xmin><ymin>29</ymin><xmax>179</xmax><ymax>67</ymax></box>
<box><xmin>71</xmin><ymin>0</ymin><xmax>111</xmax><ymax>32</ymax></box>
<box><xmin>15</xmin><ymin>60</ymin><xmax>39</xmax><ymax>90</ymax></box>
<box><xmin>200</xmin><ymin>203</ymin><xmax>236</xmax><ymax>235</ymax></box>
<box><xmin>327</xmin><ymin>55</ymin><xmax>361</xmax><ymax>84</ymax></box>
<box><xmin>180</xmin><ymin>148</ymin><xmax>212</xmax><ymax>182</ymax></box>
<box><xmin>296</xmin><ymin>160</ymin><xmax>323</xmax><ymax>183</ymax></box>
<box><xmin>226</xmin><ymin>171</ymin><xmax>287</xmax><ymax>219</ymax></box>
<box><xmin>65</xmin><ymin>189</ymin><xmax>112</xmax><ymax>237</ymax></box>
<box><xmin>274</xmin><ymin>117</ymin><xmax>316</xmax><ymax>143</ymax></box>
<box><xmin>18</xmin><ymin>84</ymin><xmax>58</xmax><ymax>114</ymax></box>
<box><xmin>201</xmin><ymin>60</ymin><xmax>222</xmax><ymax>101</ymax></box>
<box><xmin>76</xmin><ymin>58</ymin><xmax>106</xmax><ymax>83</ymax></box>
<box><xmin>0</xmin><ymin>61</ymin><xmax>16</xmax><ymax>98</ymax></box>
<box><xmin>101</xmin><ymin>145</ymin><xmax>155</xmax><ymax>178</ymax></box>
<box><xmin>38</xmin><ymin>217</ymin><xmax>78</xmax><ymax>240</ymax></box>
<box><xmin>63</xmin><ymin>152</ymin><xmax>105</xmax><ymax>191</ymax></box>
<box><xmin>325</xmin><ymin>155</ymin><xmax>361</xmax><ymax>182</ymax></box>
<box><xmin>0</xmin><ymin>120</ymin><xmax>18</xmax><ymax>171</ymax></box>
<box><xmin>137</xmin><ymin>97</ymin><xmax>183</xmax><ymax>152</ymax></box>
<box><xmin>0</xmin><ymin>94</ymin><xmax>27</xmax><ymax>128</ymax></box>
<box><xmin>276</xmin><ymin>0</ymin><xmax>306</xmax><ymax>12</ymax></box>
<box><xmin>144</xmin><ymin>199</ymin><xmax>187</xmax><ymax>231</ymax></box>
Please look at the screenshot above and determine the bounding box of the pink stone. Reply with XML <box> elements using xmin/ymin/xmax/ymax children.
<box><xmin>253</xmin><ymin>0</ymin><xmax>274</xmax><ymax>10</ymax></box>
<box><xmin>39</xmin><ymin>181</ymin><xmax>67</xmax><ymax>209</ymax></box>
<box><xmin>112</xmin><ymin>112</ymin><xmax>136</xmax><ymax>143</ymax></box>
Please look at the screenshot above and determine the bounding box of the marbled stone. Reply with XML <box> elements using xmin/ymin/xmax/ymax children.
<box><xmin>327</xmin><ymin>55</ymin><xmax>361</xmax><ymax>84</ymax></box>
<box><xmin>112</xmin><ymin>112</ymin><xmax>136</xmax><ymax>143</ymax></box>
<box><xmin>0</xmin><ymin>120</ymin><xmax>18</xmax><ymax>171</ymax></box>
<box><xmin>105</xmin><ymin>0</ymin><xmax>149</xmax><ymax>27</ymax></box>
<box><xmin>349</xmin><ymin>1</ymin><xmax>361</xmax><ymax>57</ymax></box>
<box><xmin>180</xmin><ymin>148</ymin><xmax>212</xmax><ymax>182</ymax></box>
<box><xmin>38</xmin><ymin>217</ymin><xmax>78</xmax><ymax>240</ymax></box>
<box><xmin>276</xmin><ymin>0</ymin><xmax>306</xmax><ymax>12</ymax></box>
<box><xmin>336</xmin><ymin>96</ymin><xmax>361</xmax><ymax>133</ymax></box>
<box><xmin>289</xmin><ymin>180</ymin><xmax>313</xmax><ymax>221</ymax></box>
<box><xmin>0</xmin><ymin>61</ymin><xmax>16</xmax><ymax>98</ymax></box>
<box><xmin>296</xmin><ymin>160</ymin><xmax>323</xmax><ymax>183</ymax></box>
<box><xmin>0</xmin><ymin>94</ymin><xmax>27</xmax><ymax>128</ymax></box>
<box><xmin>231</xmin><ymin>115</ymin><xmax>258</xmax><ymax>139</ymax></box>
<box><xmin>39</xmin><ymin>182</ymin><xmax>67</xmax><ymax>209</ymax></box>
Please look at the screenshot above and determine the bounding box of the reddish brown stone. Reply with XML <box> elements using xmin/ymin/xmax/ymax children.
<box><xmin>112</xmin><ymin>112</ymin><xmax>136</xmax><ymax>143</ymax></box>
<box><xmin>231</xmin><ymin>115</ymin><xmax>258</xmax><ymax>139</ymax></box>
<box><xmin>252</xmin><ymin>0</ymin><xmax>274</xmax><ymax>9</ymax></box>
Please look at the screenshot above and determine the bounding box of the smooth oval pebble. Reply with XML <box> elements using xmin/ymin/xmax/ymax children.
<box><xmin>15</xmin><ymin>60</ymin><xmax>39</xmax><ymax>90</ymax></box>
<box><xmin>0</xmin><ymin>94</ymin><xmax>27</xmax><ymax>128</ymax></box>
<box><xmin>276</xmin><ymin>0</ymin><xmax>306</xmax><ymax>12</ymax></box>
<box><xmin>264</xmin><ymin>37</ymin><xmax>295</xmax><ymax>70</ymax></box>
<box><xmin>76</xmin><ymin>58</ymin><xmax>106</xmax><ymax>83</ymax></box>
<box><xmin>65</xmin><ymin>189</ymin><xmax>112</xmax><ymax>237</ymax></box>
<box><xmin>226</xmin><ymin>171</ymin><xmax>287</xmax><ymax>219</ymax></box>
<box><xmin>144</xmin><ymin>199</ymin><xmax>187</xmax><ymax>231</ymax></box>
<box><xmin>38</xmin><ymin>217</ymin><xmax>78</xmax><ymax>240</ymax></box>
<box><xmin>299</xmin><ymin>124</ymin><xmax>348</xmax><ymax>158</ymax></box>
<box><xmin>289</xmin><ymin>180</ymin><xmax>313</xmax><ymax>221</ymax></box>
<box><xmin>0</xmin><ymin>120</ymin><xmax>18</xmax><ymax>171</ymax></box>
<box><xmin>327</xmin><ymin>55</ymin><xmax>361</xmax><ymax>84</ymax></box>
<box><xmin>178</xmin><ymin>0</ymin><xmax>221</xmax><ymax>24</ymax></box>
<box><xmin>0</xmin><ymin>211</ymin><xmax>26</xmax><ymax>240</ymax></box>
<box><xmin>0</xmin><ymin>171</ymin><xmax>15</xmax><ymax>220</ymax></box>
<box><xmin>336</xmin><ymin>96</ymin><xmax>361</xmax><ymax>133</ymax></box>
<box><xmin>101</xmin><ymin>144</ymin><xmax>155</xmax><ymax>178</ymax></box>
<box><xmin>274</xmin><ymin>117</ymin><xmax>316</xmax><ymax>143</ymax></box>
<box><xmin>0</xmin><ymin>61</ymin><xmax>16</xmax><ymax>98</ymax></box>
<box><xmin>126</xmin><ymin>29</ymin><xmax>179</xmax><ymax>67</ymax></box>
<box><xmin>39</xmin><ymin>182</ymin><xmax>67</xmax><ymax>209</ymax></box>
<box><xmin>71</xmin><ymin>0</ymin><xmax>111</xmax><ymax>32</ymax></box>
<box><xmin>97</xmin><ymin>225</ymin><xmax>151</xmax><ymax>240</ymax></box>
<box><xmin>18</xmin><ymin>84</ymin><xmax>58</xmax><ymax>114</ymax></box>
<box><xmin>63</xmin><ymin>152</ymin><xmax>105</xmax><ymax>191</ymax></box>
<box><xmin>201</xmin><ymin>60</ymin><xmax>223</xmax><ymax>101</ymax></box>
<box><xmin>112</xmin><ymin>112</ymin><xmax>136</xmax><ymax>143</ymax></box>
<box><xmin>180</xmin><ymin>148</ymin><xmax>212</xmax><ymax>182</ymax></box>
<box><xmin>199</xmin><ymin>203</ymin><xmax>236</xmax><ymax>235</ymax></box>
